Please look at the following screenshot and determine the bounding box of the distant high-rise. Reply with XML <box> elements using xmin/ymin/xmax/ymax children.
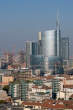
<box><xmin>38</xmin><ymin>32</ymin><xmax>42</xmax><ymax>55</ymax></box>
<box><xmin>26</xmin><ymin>41</ymin><xmax>38</xmax><ymax>56</ymax></box>
<box><xmin>17</xmin><ymin>50</ymin><xmax>25</xmax><ymax>64</ymax></box>
<box><xmin>25</xmin><ymin>14</ymin><xmax>63</xmax><ymax>74</ymax></box>
<box><xmin>36</xmin><ymin>16</ymin><xmax>62</xmax><ymax>74</ymax></box>
<box><xmin>37</xmin><ymin>29</ymin><xmax>63</xmax><ymax>74</ymax></box>
<box><xmin>61</xmin><ymin>37</ymin><xmax>69</xmax><ymax>60</ymax></box>
<box><xmin>56</xmin><ymin>13</ymin><xmax>61</xmax><ymax>56</ymax></box>
<box><xmin>38</xmin><ymin>15</ymin><xmax>61</xmax><ymax>57</ymax></box>
<box><xmin>41</xmin><ymin>30</ymin><xmax>57</xmax><ymax>57</ymax></box>
<box><xmin>26</xmin><ymin>41</ymin><xmax>38</xmax><ymax>67</ymax></box>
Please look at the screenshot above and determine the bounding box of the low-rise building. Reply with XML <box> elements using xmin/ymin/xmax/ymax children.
<box><xmin>9</xmin><ymin>80</ymin><xmax>28</xmax><ymax>101</ymax></box>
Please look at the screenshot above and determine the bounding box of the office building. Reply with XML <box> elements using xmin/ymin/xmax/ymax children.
<box><xmin>30</xmin><ymin>55</ymin><xmax>44</xmax><ymax>70</ymax></box>
<box><xmin>56</xmin><ymin>16</ymin><xmax>61</xmax><ymax>56</ymax></box>
<box><xmin>26</xmin><ymin>17</ymin><xmax>63</xmax><ymax>74</ymax></box>
<box><xmin>38</xmin><ymin>32</ymin><xmax>42</xmax><ymax>55</ymax></box>
<box><xmin>26</xmin><ymin>41</ymin><xmax>38</xmax><ymax>56</ymax></box>
<box><xmin>30</xmin><ymin>55</ymin><xmax>63</xmax><ymax>74</ymax></box>
<box><xmin>38</xmin><ymin>16</ymin><xmax>61</xmax><ymax>57</ymax></box>
<box><xmin>41</xmin><ymin>30</ymin><xmax>57</xmax><ymax>57</ymax></box>
<box><xmin>37</xmin><ymin>29</ymin><xmax>62</xmax><ymax>74</ymax></box>
<box><xmin>26</xmin><ymin>41</ymin><xmax>38</xmax><ymax>67</ymax></box>
<box><xmin>61</xmin><ymin>37</ymin><xmax>69</xmax><ymax>60</ymax></box>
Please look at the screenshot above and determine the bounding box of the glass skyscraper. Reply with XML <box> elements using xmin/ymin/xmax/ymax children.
<box><xmin>61</xmin><ymin>37</ymin><xmax>69</xmax><ymax>60</ymax></box>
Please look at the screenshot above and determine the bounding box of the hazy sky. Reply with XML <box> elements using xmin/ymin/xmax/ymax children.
<box><xmin>0</xmin><ymin>0</ymin><xmax>73</xmax><ymax>55</ymax></box>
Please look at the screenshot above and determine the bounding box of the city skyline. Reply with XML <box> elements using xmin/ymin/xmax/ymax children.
<box><xmin>0</xmin><ymin>1</ymin><xmax>73</xmax><ymax>109</ymax></box>
<box><xmin>0</xmin><ymin>0</ymin><xmax>73</xmax><ymax>56</ymax></box>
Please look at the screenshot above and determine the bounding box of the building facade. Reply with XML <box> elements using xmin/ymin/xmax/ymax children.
<box><xmin>9</xmin><ymin>80</ymin><xmax>28</xmax><ymax>101</ymax></box>
<box><xmin>26</xmin><ymin>41</ymin><xmax>38</xmax><ymax>68</ymax></box>
<box><xmin>61</xmin><ymin>37</ymin><xmax>69</xmax><ymax>60</ymax></box>
<box><xmin>41</xmin><ymin>30</ymin><xmax>57</xmax><ymax>57</ymax></box>
<box><xmin>38</xmin><ymin>32</ymin><xmax>42</xmax><ymax>55</ymax></box>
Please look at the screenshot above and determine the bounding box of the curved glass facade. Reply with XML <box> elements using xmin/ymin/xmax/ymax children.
<box><xmin>41</xmin><ymin>30</ymin><xmax>57</xmax><ymax>57</ymax></box>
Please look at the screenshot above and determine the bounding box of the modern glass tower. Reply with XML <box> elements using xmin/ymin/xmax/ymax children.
<box><xmin>61</xmin><ymin>37</ymin><xmax>69</xmax><ymax>60</ymax></box>
<box><xmin>41</xmin><ymin>30</ymin><xmax>57</xmax><ymax>57</ymax></box>
<box><xmin>26</xmin><ymin>41</ymin><xmax>38</xmax><ymax>67</ymax></box>
<box><xmin>38</xmin><ymin>32</ymin><xmax>42</xmax><ymax>55</ymax></box>
<box><xmin>56</xmin><ymin>14</ymin><xmax>61</xmax><ymax>57</ymax></box>
<box><xmin>38</xmin><ymin>19</ymin><xmax>61</xmax><ymax>57</ymax></box>
<box><xmin>29</xmin><ymin>15</ymin><xmax>63</xmax><ymax>74</ymax></box>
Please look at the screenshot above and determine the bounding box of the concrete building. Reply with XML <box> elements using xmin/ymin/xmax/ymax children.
<box><xmin>9</xmin><ymin>80</ymin><xmax>28</xmax><ymax>101</ymax></box>
<box><xmin>0</xmin><ymin>90</ymin><xmax>10</xmax><ymax>100</ymax></box>
<box><xmin>0</xmin><ymin>73</ymin><xmax>14</xmax><ymax>86</ymax></box>
<box><xmin>52</xmin><ymin>78</ymin><xmax>61</xmax><ymax>99</ymax></box>
<box><xmin>2</xmin><ymin>75</ymin><xmax>14</xmax><ymax>85</ymax></box>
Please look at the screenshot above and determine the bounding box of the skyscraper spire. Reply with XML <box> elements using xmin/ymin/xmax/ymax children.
<box><xmin>56</xmin><ymin>11</ymin><xmax>61</xmax><ymax>56</ymax></box>
<box><xmin>56</xmin><ymin>10</ymin><xmax>60</xmax><ymax>30</ymax></box>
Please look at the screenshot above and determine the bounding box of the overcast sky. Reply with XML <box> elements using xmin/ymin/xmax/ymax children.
<box><xmin>0</xmin><ymin>0</ymin><xmax>73</xmax><ymax>56</ymax></box>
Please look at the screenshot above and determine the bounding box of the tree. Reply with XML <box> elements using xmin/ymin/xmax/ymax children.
<box><xmin>3</xmin><ymin>85</ymin><xmax>9</xmax><ymax>94</ymax></box>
